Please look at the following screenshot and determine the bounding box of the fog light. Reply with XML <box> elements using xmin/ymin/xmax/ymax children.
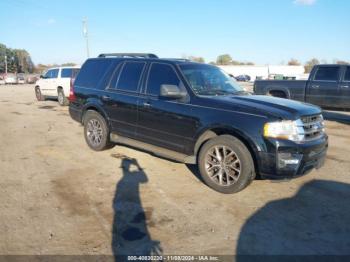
<box><xmin>278</xmin><ymin>153</ymin><xmax>303</xmax><ymax>169</ymax></box>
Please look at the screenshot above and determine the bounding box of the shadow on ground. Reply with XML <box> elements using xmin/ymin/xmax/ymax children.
<box><xmin>112</xmin><ymin>157</ymin><xmax>162</xmax><ymax>259</ymax></box>
<box><xmin>237</xmin><ymin>180</ymin><xmax>350</xmax><ymax>256</ymax></box>
<box><xmin>323</xmin><ymin>110</ymin><xmax>350</xmax><ymax>125</ymax></box>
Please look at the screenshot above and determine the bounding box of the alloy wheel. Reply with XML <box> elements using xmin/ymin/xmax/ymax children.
<box><xmin>205</xmin><ymin>145</ymin><xmax>241</xmax><ymax>186</ymax></box>
<box><xmin>86</xmin><ymin>119</ymin><xmax>103</xmax><ymax>146</ymax></box>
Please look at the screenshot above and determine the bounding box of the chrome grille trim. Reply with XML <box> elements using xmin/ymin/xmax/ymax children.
<box><xmin>299</xmin><ymin>114</ymin><xmax>325</xmax><ymax>141</ymax></box>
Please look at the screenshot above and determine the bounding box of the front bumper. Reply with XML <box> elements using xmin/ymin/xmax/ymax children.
<box><xmin>257</xmin><ymin>135</ymin><xmax>328</xmax><ymax>179</ymax></box>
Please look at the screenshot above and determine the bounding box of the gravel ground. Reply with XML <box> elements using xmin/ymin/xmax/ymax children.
<box><xmin>0</xmin><ymin>84</ymin><xmax>349</xmax><ymax>256</ymax></box>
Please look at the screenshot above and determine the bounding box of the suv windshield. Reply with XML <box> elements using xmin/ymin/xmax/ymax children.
<box><xmin>180</xmin><ymin>64</ymin><xmax>244</xmax><ymax>96</ymax></box>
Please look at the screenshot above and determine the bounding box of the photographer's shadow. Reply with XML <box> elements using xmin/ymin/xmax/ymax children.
<box><xmin>237</xmin><ymin>180</ymin><xmax>350</xmax><ymax>256</ymax></box>
<box><xmin>112</xmin><ymin>157</ymin><xmax>162</xmax><ymax>257</ymax></box>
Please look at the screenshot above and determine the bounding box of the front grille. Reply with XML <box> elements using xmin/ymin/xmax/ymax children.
<box><xmin>300</xmin><ymin>114</ymin><xmax>325</xmax><ymax>141</ymax></box>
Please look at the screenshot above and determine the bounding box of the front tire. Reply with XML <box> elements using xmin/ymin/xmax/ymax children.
<box><xmin>198</xmin><ymin>135</ymin><xmax>255</xmax><ymax>194</ymax></box>
<box><xmin>35</xmin><ymin>86</ymin><xmax>45</xmax><ymax>101</ymax></box>
<box><xmin>58</xmin><ymin>89</ymin><xmax>69</xmax><ymax>106</ymax></box>
<box><xmin>83</xmin><ymin>110</ymin><xmax>111</xmax><ymax>151</ymax></box>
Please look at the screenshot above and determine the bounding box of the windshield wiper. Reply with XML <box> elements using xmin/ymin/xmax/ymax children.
<box><xmin>197</xmin><ymin>90</ymin><xmax>236</xmax><ymax>96</ymax></box>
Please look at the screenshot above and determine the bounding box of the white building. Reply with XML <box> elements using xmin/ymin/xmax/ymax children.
<box><xmin>218</xmin><ymin>65</ymin><xmax>306</xmax><ymax>81</ymax></box>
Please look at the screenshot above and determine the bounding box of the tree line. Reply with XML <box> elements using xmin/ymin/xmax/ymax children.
<box><xmin>0</xmin><ymin>43</ymin><xmax>35</xmax><ymax>74</ymax></box>
<box><xmin>0</xmin><ymin>42</ymin><xmax>77</xmax><ymax>74</ymax></box>
<box><xmin>1</xmin><ymin>43</ymin><xmax>348</xmax><ymax>75</ymax></box>
<box><xmin>184</xmin><ymin>54</ymin><xmax>349</xmax><ymax>73</ymax></box>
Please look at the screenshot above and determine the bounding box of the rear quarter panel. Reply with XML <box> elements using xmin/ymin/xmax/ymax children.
<box><xmin>254</xmin><ymin>80</ymin><xmax>307</xmax><ymax>102</ymax></box>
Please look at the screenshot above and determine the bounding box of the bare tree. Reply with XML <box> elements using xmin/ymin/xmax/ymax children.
<box><xmin>304</xmin><ymin>58</ymin><xmax>320</xmax><ymax>73</ymax></box>
<box><xmin>288</xmin><ymin>59</ymin><xmax>301</xmax><ymax>66</ymax></box>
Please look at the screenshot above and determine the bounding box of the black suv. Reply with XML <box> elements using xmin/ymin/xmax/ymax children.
<box><xmin>69</xmin><ymin>53</ymin><xmax>328</xmax><ymax>194</ymax></box>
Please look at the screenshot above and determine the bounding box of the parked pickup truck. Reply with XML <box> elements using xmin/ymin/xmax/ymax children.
<box><xmin>254</xmin><ymin>64</ymin><xmax>350</xmax><ymax>109</ymax></box>
<box><xmin>69</xmin><ymin>53</ymin><xmax>328</xmax><ymax>194</ymax></box>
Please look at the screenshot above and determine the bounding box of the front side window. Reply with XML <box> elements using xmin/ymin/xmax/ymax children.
<box><xmin>44</xmin><ymin>70</ymin><xmax>52</xmax><ymax>78</ymax></box>
<box><xmin>314</xmin><ymin>67</ymin><xmax>340</xmax><ymax>81</ymax></box>
<box><xmin>51</xmin><ymin>69</ymin><xmax>59</xmax><ymax>79</ymax></box>
<box><xmin>115</xmin><ymin>62</ymin><xmax>145</xmax><ymax>92</ymax></box>
<box><xmin>180</xmin><ymin>64</ymin><xmax>243</xmax><ymax>95</ymax></box>
<box><xmin>344</xmin><ymin>67</ymin><xmax>350</xmax><ymax>82</ymax></box>
<box><xmin>147</xmin><ymin>63</ymin><xmax>180</xmax><ymax>95</ymax></box>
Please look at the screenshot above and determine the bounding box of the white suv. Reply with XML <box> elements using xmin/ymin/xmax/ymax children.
<box><xmin>35</xmin><ymin>66</ymin><xmax>80</xmax><ymax>106</ymax></box>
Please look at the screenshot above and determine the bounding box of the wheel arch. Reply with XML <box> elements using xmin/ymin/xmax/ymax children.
<box><xmin>265</xmin><ymin>86</ymin><xmax>290</xmax><ymax>98</ymax></box>
<box><xmin>81</xmin><ymin>103</ymin><xmax>110</xmax><ymax>127</ymax></box>
<box><xmin>194</xmin><ymin>127</ymin><xmax>260</xmax><ymax>174</ymax></box>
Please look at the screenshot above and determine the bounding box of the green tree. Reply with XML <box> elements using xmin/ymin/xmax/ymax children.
<box><xmin>216</xmin><ymin>54</ymin><xmax>232</xmax><ymax>65</ymax></box>
<box><xmin>304</xmin><ymin>58</ymin><xmax>320</xmax><ymax>73</ymax></box>
<box><xmin>0</xmin><ymin>43</ymin><xmax>35</xmax><ymax>73</ymax></box>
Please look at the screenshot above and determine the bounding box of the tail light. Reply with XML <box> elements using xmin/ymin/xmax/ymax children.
<box><xmin>68</xmin><ymin>78</ymin><xmax>76</xmax><ymax>102</ymax></box>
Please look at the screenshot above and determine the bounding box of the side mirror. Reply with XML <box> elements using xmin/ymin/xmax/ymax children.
<box><xmin>40</xmin><ymin>75</ymin><xmax>45</xmax><ymax>79</ymax></box>
<box><xmin>160</xmin><ymin>84</ymin><xmax>186</xmax><ymax>99</ymax></box>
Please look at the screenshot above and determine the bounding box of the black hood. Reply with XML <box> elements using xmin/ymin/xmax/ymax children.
<box><xmin>197</xmin><ymin>95</ymin><xmax>322</xmax><ymax>120</ymax></box>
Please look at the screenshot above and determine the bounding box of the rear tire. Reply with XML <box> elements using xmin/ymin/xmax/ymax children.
<box><xmin>58</xmin><ymin>89</ymin><xmax>69</xmax><ymax>106</ymax></box>
<box><xmin>198</xmin><ymin>135</ymin><xmax>255</xmax><ymax>194</ymax></box>
<box><xmin>83</xmin><ymin>110</ymin><xmax>111</xmax><ymax>151</ymax></box>
<box><xmin>35</xmin><ymin>86</ymin><xmax>45</xmax><ymax>101</ymax></box>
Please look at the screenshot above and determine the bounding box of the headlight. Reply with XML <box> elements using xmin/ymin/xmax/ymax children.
<box><xmin>264</xmin><ymin>120</ymin><xmax>305</xmax><ymax>142</ymax></box>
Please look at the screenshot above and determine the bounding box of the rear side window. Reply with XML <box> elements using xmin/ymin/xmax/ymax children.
<box><xmin>115</xmin><ymin>62</ymin><xmax>145</xmax><ymax>92</ymax></box>
<box><xmin>74</xmin><ymin>59</ymin><xmax>112</xmax><ymax>89</ymax></box>
<box><xmin>61</xmin><ymin>68</ymin><xmax>80</xmax><ymax>78</ymax></box>
<box><xmin>344</xmin><ymin>67</ymin><xmax>350</xmax><ymax>81</ymax></box>
<box><xmin>147</xmin><ymin>63</ymin><xmax>180</xmax><ymax>95</ymax></box>
<box><xmin>314</xmin><ymin>67</ymin><xmax>340</xmax><ymax>81</ymax></box>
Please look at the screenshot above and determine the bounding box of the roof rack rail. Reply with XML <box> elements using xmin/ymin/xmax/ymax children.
<box><xmin>162</xmin><ymin>58</ymin><xmax>191</xmax><ymax>62</ymax></box>
<box><xmin>98</xmin><ymin>53</ymin><xmax>159</xmax><ymax>59</ymax></box>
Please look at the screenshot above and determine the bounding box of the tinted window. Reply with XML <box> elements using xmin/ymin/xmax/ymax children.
<box><xmin>74</xmin><ymin>59</ymin><xmax>112</xmax><ymax>89</ymax></box>
<box><xmin>314</xmin><ymin>67</ymin><xmax>340</xmax><ymax>81</ymax></box>
<box><xmin>180</xmin><ymin>64</ymin><xmax>243</xmax><ymax>95</ymax></box>
<box><xmin>61</xmin><ymin>68</ymin><xmax>80</xmax><ymax>78</ymax></box>
<box><xmin>44</xmin><ymin>70</ymin><xmax>52</xmax><ymax>78</ymax></box>
<box><xmin>344</xmin><ymin>67</ymin><xmax>350</xmax><ymax>81</ymax></box>
<box><xmin>115</xmin><ymin>62</ymin><xmax>145</xmax><ymax>92</ymax></box>
<box><xmin>147</xmin><ymin>63</ymin><xmax>180</xmax><ymax>95</ymax></box>
<box><xmin>51</xmin><ymin>69</ymin><xmax>59</xmax><ymax>79</ymax></box>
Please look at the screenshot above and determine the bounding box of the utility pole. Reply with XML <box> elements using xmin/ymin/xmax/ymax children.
<box><xmin>4</xmin><ymin>55</ymin><xmax>7</xmax><ymax>74</ymax></box>
<box><xmin>82</xmin><ymin>18</ymin><xmax>90</xmax><ymax>58</ymax></box>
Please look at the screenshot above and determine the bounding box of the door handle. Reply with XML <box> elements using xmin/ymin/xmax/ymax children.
<box><xmin>143</xmin><ymin>102</ymin><xmax>151</xmax><ymax>108</ymax></box>
<box><xmin>312</xmin><ymin>85</ymin><xmax>319</xmax><ymax>89</ymax></box>
<box><xmin>341</xmin><ymin>85</ymin><xmax>349</xmax><ymax>88</ymax></box>
<box><xmin>101</xmin><ymin>95</ymin><xmax>111</xmax><ymax>101</ymax></box>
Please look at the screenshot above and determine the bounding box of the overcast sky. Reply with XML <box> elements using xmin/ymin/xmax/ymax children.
<box><xmin>1</xmin><ymin>0</ymin><xmax>349</xmax><ymax>65</ymax></box>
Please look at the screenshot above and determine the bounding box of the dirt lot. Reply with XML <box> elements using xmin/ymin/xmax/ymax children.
<box><xmin>1</xmin><ymin>84</ymin><xmax>350</xmax><ymax>256</ymax></box>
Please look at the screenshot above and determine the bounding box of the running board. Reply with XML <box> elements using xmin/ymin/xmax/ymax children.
<box><xmin>110</xmin><ymin>133</ymin><xmax>196</xmax><ymax>164</ymax></box>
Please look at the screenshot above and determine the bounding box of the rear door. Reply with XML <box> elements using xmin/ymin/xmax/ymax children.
<box><xmin>136</xmin><ymin>62</ymin><xmax>196</xmax><ymax>154</ymax></box>
<box><xmin>339</xmin><ymin>66</ymin><xmax>350</xmax><ymax>109</ymax></box>
<box><xmin>104</xmin><ymin>61</ymin><xmax>146</xmax><ymax>138</ymax></box>
<box><xmin>306</xmin><ymin>66</ymin><xmax>341</xmax><ymax>107</ymax></box>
